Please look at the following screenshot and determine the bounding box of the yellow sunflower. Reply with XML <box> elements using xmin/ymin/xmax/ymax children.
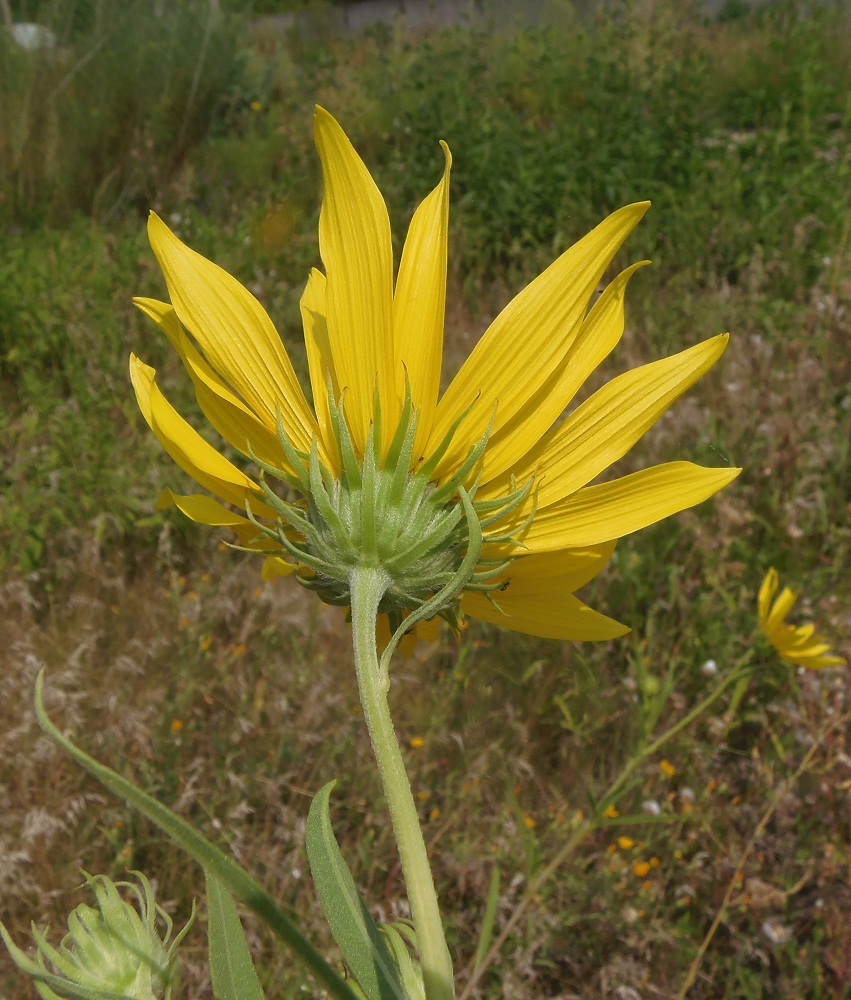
<box><xmin>758</xmin><ymin>568</ymin><xmax>845</xmax><ymax>669</ymax></box>
<box><xmin>131</xmin><ymin>107</ymin><xmax>739</xmax><ymax>645</ymax></box>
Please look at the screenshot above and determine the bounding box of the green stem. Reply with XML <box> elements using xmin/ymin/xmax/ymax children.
<box><xmin>349</xmin><ymin>567</ymin><xmax>455</xmax><ymax>1000</ymax></box>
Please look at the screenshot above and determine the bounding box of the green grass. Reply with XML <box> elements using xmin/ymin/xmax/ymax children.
<box><xmin>1</xmin><ymin>1</ymin><xmax>850</xmax><ymax>997</ymax></box>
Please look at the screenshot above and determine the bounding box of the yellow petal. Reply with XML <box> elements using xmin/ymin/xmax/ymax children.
<box><xmin>495</xmin><ymin>543</ymin><xmax>617</xmax><ymax>588</ymax></box>
<box><xmin>511</xmin><ymin>462</ymin><xmax>741</xmax><ymax>551</ymax></box>
<box><xmin>130</xmin><ymin>354</ymin><xmax>277</xmax><ymax>518</ymax></box>
<box><xmin>791</xmin><ymin>649</ymin><xmax>846</xmax><ymax>669</ymax></box>
<box><xmin>134</xmin><ymin>297</ymin><xmax>285</xmax><ymax>469</ymax></box>
<box><xmin>765</xmin><ymin>585</ymin><xmax>799</xmax><ymax>634</ymax></box>
<box><xmin>300</xmin><ymin>268</ymin><xmax>340</xmax><ymax>467</ymax></box>
<box><xmin>146</xmin><ymin>213</ymin><xmax>320</xmax><ymax>455</ymax></box>
<box><xmin>314</xmin><ymin>106</ymin><xmax>395</xmax><ymax>453</ymax></box>
<box><xmin>462</xmin><ymin>544</ymin><xmax>626</xmax><ymax>640</ymax></box>
<box><xmin>262</xmin><ymin>556</ymin><xmax>296</xmax><ymax>580</ymax></box>
<box><xmin>427</xmin><ymin>202</ymin><xmax>649</xmax><ymax>481</ymax></box>
<box><xmin>156</xmin><ymin>487</ymin><xmax>270</xmax><ymax>546</ymax></box>
<box><xmin>416</xmin><ymin>617</ymin><xmax>441</xmax><ymax>643</ymax></box>
<box><xmin>157</xmin><ymin>487</ymin><xmax>253</xmax><ymax>526</ymax></box>
<box><xmin>393</xmin><ymin>141</ymin><xmax>452</xmax><ymax>460</ymax></box>
<box><xmin>500</xmin><ymin>334</ymin><xmax>731</xmax><ymax>508</ymax></box>
<box><xmin>461</xmin><ymin>583</ymin><xmax>629</xmax><ymax>642</ymax></box>
<box><xmin>758</xmin><ymin>568</ymin><xmax>779</xmax><ymax>625</ymax></box>
<box><xmin>480</xmin><ymin>262</ymin><xmax>646</xmax><ymax>492</ymax></box>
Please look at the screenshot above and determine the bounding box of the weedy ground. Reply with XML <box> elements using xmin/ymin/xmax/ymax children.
<box><xmin>1</xmin><ymin>1</ymin><xmax>850</xmax><ymax>997</ymax></box>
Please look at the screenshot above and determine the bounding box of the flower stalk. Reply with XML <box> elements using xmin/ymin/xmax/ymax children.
<box><xmin>349</xmin><ymin>566</ymin><xmax>455</xmax><ymax>1000</ymax></box>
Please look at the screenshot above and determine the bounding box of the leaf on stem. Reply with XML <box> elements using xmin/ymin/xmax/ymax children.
<box><xmin>206</xmin><ymin>870</ymin><xmax>267</xmax><ymax>1000</ymax></box>
<box><xmin>306</xmin><ymin>780</ymin><xmax>410</xmax><ymax>1000</ymax></box>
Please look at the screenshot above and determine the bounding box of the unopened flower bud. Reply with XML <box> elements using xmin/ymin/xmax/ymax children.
<box><xmin>1</xmin><ymin>871</ymin><xmax>194</xmax><ymax>1000</ymax></box>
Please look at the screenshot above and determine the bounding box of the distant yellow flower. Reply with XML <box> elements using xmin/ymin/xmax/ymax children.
<box><xmin>758</xmin><ymin>568</ymin><xmax>845</xmax><ymax>669</ymax></box>
<box><xmin>617</xmin><ymin>836</ymin><xmax>635</xmax><ymax>850</ymax></box>
<box><xmin>131</xmin><ymin>107</ymin><xmax>739</xmax><ymax>645</ymax></box>
<box><xmin>659</xmin><ymin>759</ymin><xmax>676</xmax><ymax>778</ymax></box>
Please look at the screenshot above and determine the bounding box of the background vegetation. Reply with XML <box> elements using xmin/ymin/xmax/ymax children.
<box><xmin>1</xmin><ymin>1</ymin><xmax>849</xmax><ymax>997</ymax></box>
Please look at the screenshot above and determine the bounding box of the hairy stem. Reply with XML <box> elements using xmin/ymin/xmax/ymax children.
<box><xmin>350</xmin><ymin>566</ymin><xmax>455</xmax><ymax>1000</ymax></box>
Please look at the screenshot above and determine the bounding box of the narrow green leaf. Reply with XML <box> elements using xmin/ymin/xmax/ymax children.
<box><xmin>473</xmin><ymin>865</ymin><xmax>500</xmax><ymax>971</ymax></box>
<box><xmin>34</xmin><ymin>671</ymin><xmax>359</xmax><ymax>1000</ymax></box>
<box><xmin>206</xmin><ymin>871</ymin><xmax>266</xmax><ymax>1000</ymax></box>
<box><xmin>306</xmin><ymin>781</ymin><xmax>409</xmax><ymax>1000</ymax></box>
<box><xmin>379</xmin><ymin>924</ymin><xmax>425</xmax><ymax>1000</ymax></box>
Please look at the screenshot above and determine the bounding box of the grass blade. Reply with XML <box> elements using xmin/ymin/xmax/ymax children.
<box><xmin>473</xmin><ymin>865</ymin><xmax>500</xmax><ymax>971</ymax></box>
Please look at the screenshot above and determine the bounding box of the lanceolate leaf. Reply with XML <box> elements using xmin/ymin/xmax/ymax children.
<box><xmin>206</xmin><ymin>871</ymin><xmax>267</xmax><ymax>1000</ymax></box>
<box><xmin>306</xmin><ymin>781</ymin><xmax>409</xmax><ymax>1000</ymax></box>
<box><xmin>34</xmin><ymin>671</ymin><xmax>360</xmax><ymax>1000</ymax></box>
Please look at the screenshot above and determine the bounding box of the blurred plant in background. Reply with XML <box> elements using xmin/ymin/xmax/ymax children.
<box><xmin>0</xmin><ymin>0</ymin><xmax>242</xmax><ymax>227</ymax></box>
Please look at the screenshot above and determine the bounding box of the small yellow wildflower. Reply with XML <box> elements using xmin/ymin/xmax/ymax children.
<box><xmin>409</xmin><ymin>736</ymin><xmax>425</xmax><ymax>749</ymax></box>
<box><xmin>659</xmin><ymin>759</ymin><xmax>676</xmax><ymax>778</ymax></box>
<box><xmin>170</xmin><ymin>718</ymin><xmax>183</xmax><ymax>732</ymax></box>
<box><xmin>523</xmin><ymin>814</ymin><xmax>537</xmax><ymax>829</ymax></box>
<box><xmin>633</xmin><ymin>861</ymin><xmax>650</xmax><ymax>878</ymax></box>
<box><xmin>131</xmin><ymin>108</ymin><xmax>739</xmax><ymax>646</ymax></box>
<box><xmin>758</xmin><ymin>568</ymin><xmax>845</xmax><ymax>669</ymax></box>
<box><xmin>617</xmin><ymin>836</ymin><xmax>635</xmax><ymax>850</ymax></box>
<box><xmin>604</xmin><ymin>804</ymin><xmax>620</xmax><ymax>819</ymax></box>
<box><xmin>249</xmin><ymin>100</ymin><xmax>262</xmax><ymax>111</ymax></box>
<box><xmin>429</xmin><ymin>807</ymin><xmax>441</xmax><ymax>822</ymax></box>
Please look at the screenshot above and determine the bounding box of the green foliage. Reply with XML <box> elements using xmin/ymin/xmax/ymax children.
<box><xmin>0</xmin><ymin>0</ymin><xmax>244</xmax><ymax>227</ymax></box>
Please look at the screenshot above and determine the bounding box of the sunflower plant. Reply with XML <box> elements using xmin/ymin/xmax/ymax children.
<box><xmin>8</xmin><ymin>109</ymin><xmax>763</xmax><ymax>1000</ymax></box>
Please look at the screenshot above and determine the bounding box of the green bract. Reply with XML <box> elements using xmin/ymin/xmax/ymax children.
<box><xmin>244</xmin><ymin>387</ymin><xmax>533</xmax><ymax>643</ymax></box>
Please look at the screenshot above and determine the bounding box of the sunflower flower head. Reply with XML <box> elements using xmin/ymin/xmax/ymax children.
<box><xmin>758</xmin><ymin>568</ymin><xmax>846</xmax><ymax>669</ymax></box>
<box><xmin>1</xmin><ymin>871</ymin><xmax>194</xmax><ymax>1000</ymax></box>
<box><xmin>131</xmin><ymin>107</ymin><xmax>740</xmax><ymax>652</ymax></box>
